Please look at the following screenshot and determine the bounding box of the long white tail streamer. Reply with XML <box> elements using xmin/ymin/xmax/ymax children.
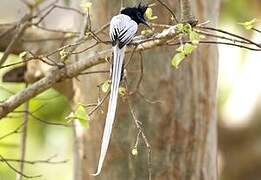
<box><xmin>91</xmin><ymin>45</ymin><xmax>125</xmax><ymax>176</ymax></box>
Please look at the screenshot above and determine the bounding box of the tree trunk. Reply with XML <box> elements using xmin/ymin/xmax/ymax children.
<box><xmin>74</xmin><ymin>0</ymin><xmax>220</xmax><ymax>179</ymax></box>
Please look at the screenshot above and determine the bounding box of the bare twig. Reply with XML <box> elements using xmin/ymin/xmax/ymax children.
<box><xmin>126</xmin><ymin>92</ymin><xmax>152</xmax><ymax>180</ymax></box>
<box><xmin>0</xmin><ymin>155</ymin><xmax>42</xmax><ymax>179</ymax></box>
<box><xmin>124</xmin><ymin>45</ymin><xmax>138</xmax><ymax>67</ymax></box>
<box><xmin>167</xmin><ymin>40</ymin><xmax>261</xmax><ymax>51</ymax></box>
<box><xmin>12</xmin><ymin>111</ymin><xmax>71</xmax><ymax>127</ymax></box>
<box><xmin>16</xmin><ymin>84</ymin><xmax>29</xmax><ymax>180</ymax></box>
<box><xmin>129</xmin><ymin>52</ymin><xmax>144</xmax><ymax>95</ymax></box>
<box><xmin>0</xmin><ymin>17</ymin><xmax>30</xmax><ymax>66</ymax></box>
<box><xmin>34</xmin><ymin>25</ymin><xmax>80</xmax><ymax>34</ymax></box>
<box><xmin>136</xmin><ymin>91</ymin><xmax>162</xmax><ymax>105</ymax></box>
<box><xmin>195</xmin><ymin>29</ymin><xmax>252</xmax><ymax>45</ymax></box>
<box><xmin>252</xmin><ymin>28</ymin><xmax>261</xmax><ymax>33</ymax></box>
<box><xmin>1</xmin><ymin>154</ymin><xmax>68</xmax><ymax>165</ymax></box>
<box><xmin>196</xmin><ymin>26</ymin><xmax>261</xmax><ymax>48</ymax></box>
<box><xmin>0</xmin><ymin>24</ymin><xmax>17</xmax><ymax>40</ymax></box>
<box><xmin>156</xmin><ymin>0</ymin><xmax>178</xmax><ymax>23</ymax></box>
<box><xmin>0</xmin><ymin>123</ymin><xmax>24</xmax><ymax>141</ymax></box>
<box><xmin>79</xmin><ymin>70</ymin><xmax>109</xmax><ymax>76</ymax></box>
<box><xmin>0</xmin><ymin>85</ymin><xmax>16</xmax><ymax>95</ymax></box>
<box><xmin>89</xmin><ymin>92</ymin><xmax>110</xmax><ymax>116</ymax></box>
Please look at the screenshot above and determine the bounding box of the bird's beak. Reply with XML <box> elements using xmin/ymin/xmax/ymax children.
<box><xmin>138</xmin><ymin>17</ymin><xmax>151</xmax><ymax>28</ymax></box>
<box><xmin>142</xmin><ymin>20</ymin><xmax>151</xmax><ymax>28</ymax></box>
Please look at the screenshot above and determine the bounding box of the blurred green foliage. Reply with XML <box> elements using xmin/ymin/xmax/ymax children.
<box><xmin>220</xmin><ymin>0</ymin><xmax>259</xmax><ymax>21</ymax></box>
<box><xmin>0</xmin><ymin>54</ymin><xmax>72</xmax><ymax>179</ymax></box>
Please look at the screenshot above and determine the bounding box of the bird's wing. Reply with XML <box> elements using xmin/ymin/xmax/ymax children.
<box><xmin>110</xmin><ymin>14</ymin><xmax>138</xmax><ymax>48</ymax></box>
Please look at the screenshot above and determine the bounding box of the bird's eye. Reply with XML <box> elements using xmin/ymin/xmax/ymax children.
<box><xmin>137</xmin><ymin>12</ymin><xmax>141</xmax><ymax>17</ymax></box>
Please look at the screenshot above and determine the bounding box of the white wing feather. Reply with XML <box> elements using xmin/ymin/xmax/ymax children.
<box><xmin>110</xmin><ymin>14</ymin><xmax>138</xmax><ymax>46</ymax></box>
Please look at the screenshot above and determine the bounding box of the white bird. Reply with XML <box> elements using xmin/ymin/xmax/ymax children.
<box><xmin>92</xmin><ymin>4</ymin><xmax>149</xmax><ymax>176</ymax></box>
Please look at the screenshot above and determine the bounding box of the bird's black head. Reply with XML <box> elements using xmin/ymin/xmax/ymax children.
<box><xmin>121</xmin><ymin>3</ymin><xmax>149</xmax><ymax>27</ymax></box>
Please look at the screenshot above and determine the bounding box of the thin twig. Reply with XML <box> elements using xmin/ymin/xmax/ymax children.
<box><xmin>156</xmin><ymin>0</ymin><xmax>178</xmax><ymax>23</ymax></box>
<box><xmin>0</xmin><ymin>24</ymin><xmax>17</xmax><ymax>39</ymax></box>
<box><xmin>195</xmin><ymin>29</ymin><xmax>252</xmax><ymax>45</ymax></box>
<box><xmin>197</xmin><ymin>26</ymin><xmax>261</xmax><ymax>48</ymax></box>
<box><xmin>72</xmin><ymin>42</ymin><xmax>99</xmax><ymax>54</ymax></box>
<box><xmin>2</xmin><ymin>154</ymin><xmax>68</xmax><ymax>165</ymax></box>
<box><xmin>0</xmin><ymin>20</ymin><xmax>30</xmax><ymax>66</ymax></box>
<box><xmin>0</xmin><ymin>85</ymin><xmax>16</xmax><ymax>95</ymax></box>
<box><xmin>125</xmin><ymin>45</ymin><xmax>138</xmax><ymax>67</ymax></box>
<box><xmin>89</xmin><ymin>92</ymin><xmax>110</xmax><ymax>116</ymax></box>
<box><xmin>126</xmin><ymin>93</ymin><xmax>152</xmax><ymax>180</ymax></box>
<box><xmin>79</xmin><ymin>70</ymin><xmax>109</xmax><ymax>76</ymax></box>
<box><xmin>167</xmin><ymin>40</ymin><xmax>261</xmax><ymax>51</ymax></box>
<box><xmin>137</xmin><ymin>91</ymin><xmax>162</xmax><ymax>105</ymax></box>
<box><xmin>16</xmin><ymin>84</ymin><xmax>29</xmax><ymax>180</ymax></box>
<box><xmin>12</xmin><ymin>111</ymin><xmax>71</xmax><ymax>127</ymax></box>
<box><xmin>129</xmin><ymin>52</ymin><xmax>144</xmax><ymax>95</ymax></box>
<box><xmin>0</xmin><ymin>155</ymin><xmax>42</xmax><ymax>179</ymax></box>
<box><xmin>34</xmin><ymin>25</ymin><xmax>79</xmax><ymax>34</ymax></box>
<box><xmin>0</xmin><ymin>123</ymin><xmax>24</xmax><ymax>141</ymax></box>
<box><xmin>252</xmin><ymin>28</ymin><xmax>261</xmax><ymax>33</ymax></box>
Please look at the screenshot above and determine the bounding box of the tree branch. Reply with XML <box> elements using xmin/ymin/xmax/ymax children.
<box><xmin>16</xmin><ymin>88</ymin><xmax>29</xmax><ymax>180</ymax></box>
<box><xmin>180</xmin><ymin>0</ymin><xmax>197</xmax><ymax>25</ymax></box>
<box><xmin>0</xmin><ymin>155</ymin><xmax>41</xmax><ymax>179</ymax></box>
<box><xmin>0</xmin><ymin>25</ymin><xmax>177</xmax><ymax>119</ymax></box>
<box><xmin>0</xmin><ymin>20</ymin><xmax>30</xmax><ymax>66</ymax></box>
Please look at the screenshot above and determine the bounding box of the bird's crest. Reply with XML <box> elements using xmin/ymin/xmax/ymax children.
<box><xmin>137</xmin><ymin>3</ymin><xmax>148</xmax><ymax>15</ymax></box>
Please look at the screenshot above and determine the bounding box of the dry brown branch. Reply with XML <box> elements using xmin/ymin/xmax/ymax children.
<box><xmin>0</xmin><ymin>25</ymin><xmax>177</xmax><ymax>119</ymax></box>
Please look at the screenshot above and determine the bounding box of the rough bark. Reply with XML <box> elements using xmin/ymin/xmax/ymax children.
<box><xmin>74</xmin><ymin>0</ymin><xmax>220</xmax><ymax>180</ymax></box>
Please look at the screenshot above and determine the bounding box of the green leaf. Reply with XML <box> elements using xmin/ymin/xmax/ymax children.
<box><xmin>189</xmin><ymin>31</ymin><xmax>200</xmax><ymax>44</ymax></box>
<box><xmin>102</xmin><ymin>80</ymin><xmax>110</xmax><ymax>93</ymax></box>
<box><xmin>172</xmin><ymin>52</ymin><xmax>185</xmax><ymax>68</ymax></box>
<box><xmin>59</xmin><ymin>49</ymin><xmax>68</xmax><ymax>60</ymax></box>
<box><xmin>176</xmin><ymin>23</ymin><xmax>184</xmax><ymax>33</ymax></box>
<box><xmin>80</xmin><ymin>0</ymin><xmax>92</xmax><ymax>12</ymax></box>
<box><xmin>183</xmin><ymin>23</ymin><xmax>192</xmax><ymax>33</ymax></box>
<box><xmin>238</xmin><ymin>18</ymin><xmax>257</xmax><ymax>30</ymax></box>
<box><xmin>65</xmin><ymin>112</ymin><xmax>76</xmax><ymax>122</ymax></box>
<box><xmin>34</xmin><ymin>0</ymin><xmax>43</xmax><ymax>5</ymax></box>
<box><xmin>183</xmin><ymin>43</ymin><xmax>197</xmax><ymax>55</ymax></box>
<box><xmin>75</xmin><ymin>104</ymin><xmax>89</xmax><ymax>128</ymax></box>
<box><xmin>119</xmin><ymin>86</ymin><xmax>127</xmax><ymax>96</ymax></box>
<box><xmin>176</xmin><ymin>23</ymin><xmax>192</xmax><ymax>33</ymax></box>
<box><xmin>176</xmin><ymin>45</ymin><xmax>184</xmax><ymax>52</ymax></box>
<box><xmin>19</xmin><ymin>51</ymin><xmax>27</xmax><ymax>59</ymax></box>
<box><xmin>64</xmin><ymin>32</ymin><xmax>75</xmax><ymax>38</ymax></box>
<box><xmin>141</xmin><ymin>28</ymin><xmax>154</xmax><ymax>35</ymax></box>
<box><xmin>145</xmin><ymin>7</ymin><xmax>158</xmax><ymax>21</ymax></box>
<box><xmin>66</xmin><ymin>104</ymin><xmax>89</xmax><ymax>128</ymax></box>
